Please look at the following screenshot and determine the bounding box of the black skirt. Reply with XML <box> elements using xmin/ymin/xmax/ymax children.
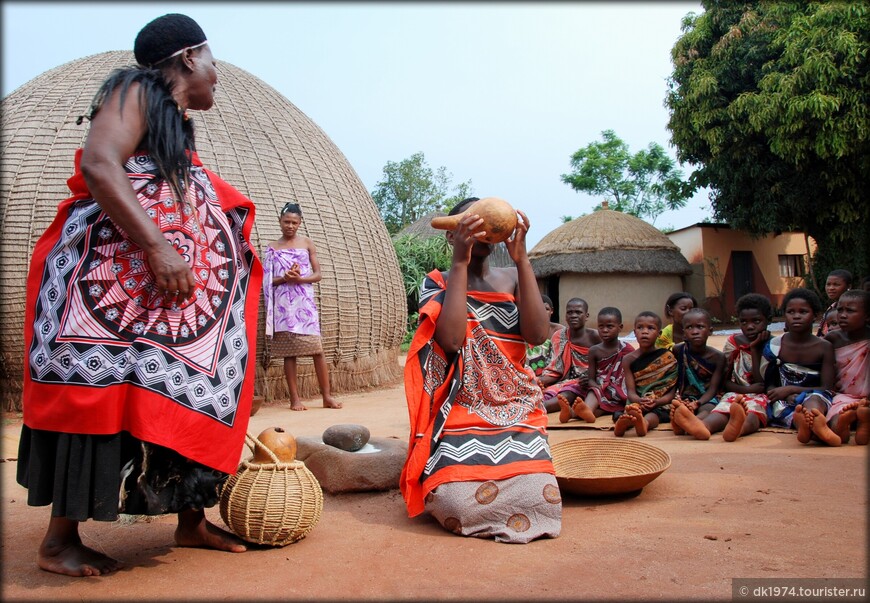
<box><xmin>17</xmin><ymin>426</ymin><xmax>228</xmax><ymax>522</ymax></box>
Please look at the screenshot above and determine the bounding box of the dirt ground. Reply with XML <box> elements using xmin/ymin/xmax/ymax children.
<box><xmin>1</xmin><ymin>335</ymin><xmax>867</xmax><ymax>601</ymax></box>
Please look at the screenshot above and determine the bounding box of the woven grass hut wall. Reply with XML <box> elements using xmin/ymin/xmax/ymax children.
<box><xmin>528</xmin><ymin>208</ymin><xmax>692</xmax><ymax>330</ymax></box>
<box><xmin>0</xmin><ymin>51</ymin><xmax>406</xmax><ymax>410</ymax></box>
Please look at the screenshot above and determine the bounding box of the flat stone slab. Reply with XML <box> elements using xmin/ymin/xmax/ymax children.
<box><xmin>295</xmin><ymin>436</ymin><xmax>407</xmax><ymax>494</ymax></box>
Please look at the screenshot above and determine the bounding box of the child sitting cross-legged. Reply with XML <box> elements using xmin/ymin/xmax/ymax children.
<box><xmin>558</xmin><ymin>307</ymin><xmax>635</xmax><ymax>423</ymax></box>
<box><xmin>615</xmin><ymin>311</ymin><xmax>678</xmax><ymax>437</ymax></box>
<box><xmin>824</xmin><ymin>289</ymin><xmax>870</xmax><ymax>445</ymax></box>
<box><xmin>669</xmin><ymin>308</ymin><xmax>726</xmax><ymax>440</ymax></box>
<box><xmin>702</xmin><ymin>294</ymin><xmax>773</xmax><ymax>441</ymax></box>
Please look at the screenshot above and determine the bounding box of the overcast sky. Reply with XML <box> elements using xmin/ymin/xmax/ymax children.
<box><xmin>2</xmin><ymin>1</ymin><xmax>709</xmax><ymax>247</ymax></box>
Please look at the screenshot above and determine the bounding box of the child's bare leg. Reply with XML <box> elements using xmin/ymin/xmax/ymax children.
<box><xmin>175</xmin><ymin>508</ymin><xmax>247</xmax><ymax>553</ymax></box>
<box><xmin>703</xmin><ymin>411</ymin><xmax>729</xmax><ymax>437</ymax></box>
<box><xmin>630</xmin><ymin>405</ymin><xmax>649</xmax><ymax>437</ymax></box>
<box><xmin>313</xmin><ymin>353</ymin><xmax>341</xmax><ymax>409</ymax></box>
<box><xmin>283</xmin><ymin>357</ymin><xmax>306</xmax><ymax>411</ymax></box>
<box><xmin>669</xmin><ymin>399</ymin><xmax>685</xmax><ymax>436</ymax></box>
<box><xmin>808</xmin><ymin>408</ymin><xmax>841</xmax><ymax>446</ymax></box>
<box><xmin>37</xmin><ymin>516</ymin><xmax>123</xmax><ymax>577</ymax></box>
<box><xmin>557</xmin><ymin>394</ymin><xmax>574</xmax><ymax>424</ymax></box>
<box><xmin>832</xmin><ymin>402</ymin><xmax>860</xmax><ymax>444</ymax></box>
<box><xmin>855</xmin><ymin>402</ymin><xmax>870</xmax><ymax>445</ymax></box>
<box><xmin>614</xmin><ymin>409</ymin><xmax>635</xmax><ymax>437</ymax></box>
<box><xmin>793</xmin><ymin>404</ymin><xmax>811</xmax><ymax>443</ymax></box>
<box><xmin>673</xmin><ymin>404</ymin><xmax>710</xmax><ymax>440</ymax></box>
<box><xmin>571</xmin><ymin>392</ymin><xmax>596</xmax><ymax>423</ymax></box>
<box><xmin>722</xmin><ymin>400</ymin><xmax>747</xmax><ymax>442</ymax></box>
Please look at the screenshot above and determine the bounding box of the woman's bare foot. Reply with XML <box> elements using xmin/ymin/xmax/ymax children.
<box><xmin>571</xmin><ymin>399</ymin><xmax>596</xmax><ymax>423</ymax></box>
<box><xmin>175</xmin><ymin>509</ymin><xmax>247</xmax><ymax>553</ymax></box>
<box><xmin>38</xmin><ymin>540</ymin><xmax>123</xmax><ymax>577</ymax></box>
<box><xmin>834</xmin><ymin>402</ymin><xmax>860</xmax><ymax>444</ymax></box>
<box><xmin>289</xmin><ymin>399</ymin><xmax>308</xmax><ymax>411</ymax></box>
<box><xmin>855</xmin><ymin>403</ymin><xmax>870</xmax><ymax>445</ymax></box>
<box><xmin>557</xmin><ymin>394</ymin><xmax>573</xmax><ymax>423</ymax></box>
<box><xmin>627</xmin><ymin>404</ymin><xmax>647</xmax><ymax>437</ymax></box>
<box><xmin>722</xmin><ymin>400</ymin><xmax>747</xmax><ymax>442</ymax></box>
<box><xmin>670</xmin><ymin>400</ymin><xmax>685</xmax><ymax>436</ymax></box>
<box><xmin>614</xmin><ymin>412</ymin><xmax>634</xmax><ymax>437</ymax></box>
<box><xmin>809</xmin><ymin>408</ymin><xmax>841</xmax><ymax>446</ymax></box>
<box><xmin>323</xmin><ymin>396</ymin><xmax>342</xmax><ymax>409</ymax></box>
<box><xmin>794</xmin><ymin>405</ymin><xmax>811</xmax><ymax>443</ymax></box>
<box><xmin>673</xmin><ymin>404</ymin><xmax>710</xmax><ymax>440</ymax></box>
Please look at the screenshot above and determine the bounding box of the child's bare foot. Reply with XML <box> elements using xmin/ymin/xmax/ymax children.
<box><xmin>323</xmin><ymin>396</ymin><xmax>342</xmax><ymax>409</ymax></box>
<box><xmin>834</xmin><ymin>402</ymin><xmax>860</xmax><ymax>444</ymax></box>
<box><xmin>809</xmin><ymin>408</ymin><xmax>841</xmax><ymax>446</ymax></box>
<box><xmin>289</xmin><ymin>400</ymin><xmax>308</xmax><ymax>411</ymax></box>
<box><xmin>723</xmin><ymin>400</ymin><xmax>747</xmax><ymax>442</ymax></box>
<box><xmin>670</xmin><ymin>399</ymin><xmax>685</xmax><ymax>436</ymax></box>
<box><xmin>38</xmin><ymin>541</ymin><xmax>123</xmax><ymax>577</ymax></box>
<box><xmin>627</xmin><ymin>404</ymin><xmax>647</xmax><ymax>437</ymax></box>
<box><xmin>855</xmin><ymin>403</ymin><xmax>870</xmax><ymax>445</ymax></box>
<box><xmin>614</xmin><ymin>413</ymin><xmax>634</xmax><ymax>437</ymax></box>
<box><xmin>175</xmin><ymin>510</ymin><xmax>247</xmax><ymax>553</ymax></box>
<box><xmin>794</xmin><ymin>405</ymin><xmax>811</xmax><ymax>443</ymax></box>
<box><xmin>571</xmin><ymin>399</ymin><xmax>596</xmax><ymax>423</ymax></box>
<box><xmin>673</xmin><ymin>404</ymin><xmax>710</xmax><ymax>440</ymax></box>
<box><xmin>557</xmin><ymin>394</ymin><xmax>573</xmax><ymax>423</ymax></box>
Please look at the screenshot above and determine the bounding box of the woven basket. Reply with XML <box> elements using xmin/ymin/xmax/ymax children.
<box><xmin>551</xmin><ymin>438</ymin><xmax>671</xmax><ymax>496</ymax></box>
<box><xmin>219</xmin><ymin>433</ymin><xmax>323</xmax><ymax>546</ymax></box>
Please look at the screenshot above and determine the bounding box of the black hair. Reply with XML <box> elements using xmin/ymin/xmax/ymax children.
<box><xmin>826</xmin><ymin>269</ymin><xmax>853</xmax><ymax>286</ymax></box>
<box><xmin>781</xmin><ymin>287</ymin><xmax>822</xmax><ymax>315</ymax></box>
<box><xmin>663</xmin><ymin>292</ymin><xmax>697</xmax><ymax>316</ymax></box>
<box><xmin>134</xmin><ymin>13</ymin><xmax>207</xmax><ymax>67</ymax></box>
<box><xmin>280</xmin><ymin>202</ymin><xmax>302</xmax><ymax>217</ymax></box>
<box><xmin>598</xmin><ymin>306</ymin><xmax>622</xmax><ymax>322</ymax></box>
<box><xmin>735</xmin><ymin>293</ymin><xmax>773</xmax><ymax>321</ymax></box>
<box><xmin>683</xmin><ymin>307</ymin><xmax>712</xmax><ymax>325</ymax></box>
<box><xmin>541</xmin><ymin>294</ymin><xmax>553</xmax><ymax>307</ymax></box>
<box><xmin>839</xmin><ymin>289</ymin><xmax>869</xmax><ymax>311</ymax></box>
<box><xmin>84</xmin><ymin>66</ymin><xmax>195</xmax><ymax>203</ymax></box>
<box><xmin>448</xmin><ymin>197</ymin><xmax>480</xmax><ymax>216</ymax></box>
<box><xmin>635</xmin><ymin>311</ymin><xmax>662</xmax><ymax>328</ymax></box>
<box><xmin>566</xmin><ymin>297</ymin><xmax>588</xmax><ymax>311</ymax></box>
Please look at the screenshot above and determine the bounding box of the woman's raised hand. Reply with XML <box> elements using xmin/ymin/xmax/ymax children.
<box><xmin>505</xmin><ymin>210</ymin><xmax>530</xmax><ymax>263</ymax></box>
<box><xmin>451</xmin><ymin>213</ymin><xmax>485</xmax><ymax>264</ymax></box>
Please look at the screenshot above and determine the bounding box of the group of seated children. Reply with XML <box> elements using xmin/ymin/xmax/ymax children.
<box><xmin>529</xmin><ymin>269</ymin><xmax>869</xmax><ymax>447</ymax></box>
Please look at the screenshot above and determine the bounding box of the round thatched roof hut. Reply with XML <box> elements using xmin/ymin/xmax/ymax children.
<box><xmin>528</xmin><ymin>207</ymin><xmax>691</xmax><ymax>328</ymax></box>
<box><xmin>0</xmin><ymin>51</ymin><xmax>405</xmax><ymax>409</ymax></box>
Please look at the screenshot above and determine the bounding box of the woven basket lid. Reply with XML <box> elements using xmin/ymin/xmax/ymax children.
<box><xmin>0</xmin><ymin>51</ymin><xmax>405</xmax><ymax>407</ymax></box>
<box><xmin>527</xmin><ymin>209</ymin><xmax>691</xmax><ymax>277</ymax></box>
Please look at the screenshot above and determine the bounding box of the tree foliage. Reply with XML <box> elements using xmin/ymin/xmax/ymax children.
<box><xmin>372</xmin><ymin>152</ymin><xmax>473</xmax><ymax>234</ymax></box>
<box><xmin>666</xmin><ymin>2</ymin><xmax>870</xmax><ymax>281</ymax></box>
<box><xmin>560</xmin><ymin>130</ymin><xmax>693</xmax><ymax>224</ymax></box>
<box><xmin>392</xmin><ymin>233</ymin><xmax>452</xmax><ymax>337</ymax></box>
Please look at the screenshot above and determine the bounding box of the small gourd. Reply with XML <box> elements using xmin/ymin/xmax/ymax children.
<box><xmin>430</xmin><ymin>197</ymin><xmax>518</xmax><ymax>244</ymax></box>
<box><xmin>253</xmin><ymin>426</ymin><xmax>297</xmax><ymax>463</ymax></box>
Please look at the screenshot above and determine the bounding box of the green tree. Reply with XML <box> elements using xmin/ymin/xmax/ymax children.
<box><xmin>666</xmin><ymin>2</ymin><xmax>870</xmax><ymax>282</ymax></box>
<box><xmin>392</xmin><ymin>234</ymin><xmax>452</xmax><ymax>340</ymax></box>
<box><xmin>560</xmin><ymin>130</ymin><xmax>693</xmax><ymax>224</ymax></box>
<box><xmin>372</xmin><ymin>152</ymin><xmax>472</xmax><ymax>234</ymax></box>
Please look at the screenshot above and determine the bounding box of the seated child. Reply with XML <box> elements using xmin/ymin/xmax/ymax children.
<box><xmin>862</xmin><ymin>276</ymin><xmax>870</xmax><ymax>293</ymax></box>
<box><xmin>655</xmin><ymin>292</ymin><xmax>697</xmax><ymax>349</ymax></box>
<box><xmin>763</xmin><ymin>288</ymin><xmax>837</xmax><ymax>445</ymax></box>
<box><xmin>526</xmin><ymin>294</ymin><xmax>562</xmax><ymax>378</ymax></box>
<box><xmin>558</xmin><ymin>307</ymin><xmax>634</xmax><ymax>423</ymax></box>
<box><xmin>824</xmin><ymin>289</ymin><xmax>870</xmax><ymax>445</ymax></box>
<box><xmin>538</xmin><ymin>298</ymin><xmax>602</xmax><ymax>414</ymax></box>
<box><xmin>817</xmin><ymin>269</ymin><xmax>852</xmax><ymax>336</ymax></box>
<box><xmin>669</xmin><ymin>308</ymin><xmax>725</xmax><ymax>440</ymax></box>
<box><xmin>615</xmin><ymin>311</ymin><xmax>678</xmax><ymax>437</ymax></box>
<box><xmin>703</xmin><ymin>293</ymin><xmax>773</xmax><ymax>441</ymax></box>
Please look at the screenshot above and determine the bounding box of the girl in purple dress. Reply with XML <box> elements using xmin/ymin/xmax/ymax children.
<box><xmin>263</xmin><ymin>203</ymin><xmax>341</xmax><ymax>410</ymax></box>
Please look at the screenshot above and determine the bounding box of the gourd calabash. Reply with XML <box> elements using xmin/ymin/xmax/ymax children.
<box><xmin>253</xmin><ymin>426</ymin><xmax>298</xmax><ymax>463</ymax></box>
<box><xmin>430</xmin><ymin>197</ymin><xmax>518</xmax><ymax>244</ymax></box>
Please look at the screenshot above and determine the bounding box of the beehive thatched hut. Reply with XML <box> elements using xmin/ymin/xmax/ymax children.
<box><xmin>528</xmin><ymin>208</ymin><xmax>691</xmax><ymax>329</ymax></box>
<box><xmin>0</xmin><ymin>51</ymin><xmax>405</xmax><ymax>410</ymax></box>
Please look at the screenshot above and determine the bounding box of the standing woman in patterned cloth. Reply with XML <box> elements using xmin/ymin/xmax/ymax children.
<box><xmin>17</xmin><ymin>14</ymin><xmax>262</xmax><ymax>576</ymax></box>
<box><xmin>262</xmin><ymin>202</ymin><xmax>341</xmax><ymax>410</ymax></box>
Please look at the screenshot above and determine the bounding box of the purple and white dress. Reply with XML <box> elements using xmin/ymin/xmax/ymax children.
<box><xmin>263</xmin><ymin>246</ymin><xmax>323</xmax><ymax>357</ymax></box>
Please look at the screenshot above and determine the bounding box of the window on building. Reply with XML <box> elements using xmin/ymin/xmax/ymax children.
<box><xmin>778</xmin><ymin>254</ymin><xmax>805</xmax><ymax>278</ymax></box>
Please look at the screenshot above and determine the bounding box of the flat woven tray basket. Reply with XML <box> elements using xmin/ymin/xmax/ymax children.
<box><xmin>219</xmin><ymin>434</ymin><xmax>323</xmax><ymax>546</ymax></box>
<box><xmin>551</xmin><ymin>438</ymin><xmax>671</xmax><ymax>496</ymax></box>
